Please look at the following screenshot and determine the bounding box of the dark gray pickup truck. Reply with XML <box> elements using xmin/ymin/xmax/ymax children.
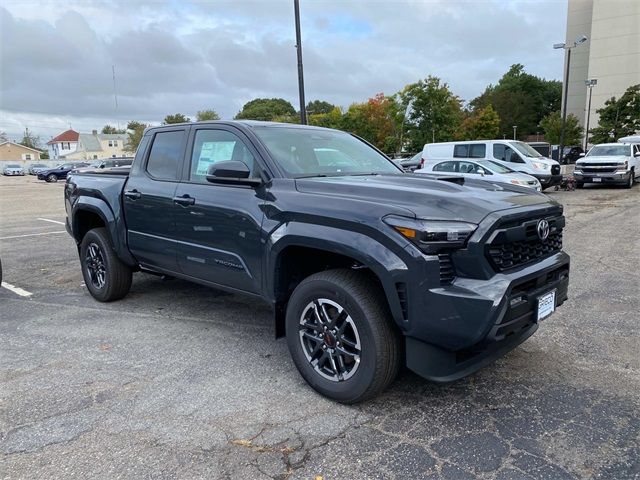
<box><xmin>65</xmin><ymin>121</ymin><xmax>570</xmax><ymax>403</ymax></box>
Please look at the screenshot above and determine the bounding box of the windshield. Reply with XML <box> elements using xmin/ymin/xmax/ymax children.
<box><xmin>253</xmin><ymin>126</ymin><xmax>401</xmax><ymax>177</ymax></box>
<box><xmin>89</xmin><ymin>161</ymin><xmax>103</xmax><ymax>167</ymax></box>
<box><xmin>477</xmin><ymin>160</ymin><xmax>514</xmax><ymax>174</ymax></box>
<box><xmin>511</xmin><ymin>141</ymin><xmax>543</xmax><ymax>158</ymax></box>
<box><xmin>7</xmin><ymin>164</ymin><xmax>20</xmax><ymax>168</ymax></box>
<box><xmin>586</xmin><ymin>145</ymin><xmax>631</xmax><ymax>157</ymax></box>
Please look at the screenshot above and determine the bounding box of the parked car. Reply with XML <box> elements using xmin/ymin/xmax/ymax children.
<box><xmin>416</xmin><ymin>158</ymin><xmax>542</xmax><ymax>191</ymax></box>
<box><xmin>421</xmin><ymin>140</ymin><xmax>562</xmax><ymax>190</ymax></box>
<box><xmin>397</xmin><ymin>152</ymin><xmax>423</xmax><ymax>172</ymax></box>
<box><xmin>551</xmin><ymin>145</ymin><xmax>584</xmax><ymax>164</ymax></box>
<box><xmin>65</xmin><ymin>121</ymin><xmax>569</xmax><ymax>403</ymax></box>
<box><xmin>2</xmin><ymin>164</ymin><xmax>25</xmax><ymax>176</ymax></box>
<box><xmin>71</xmin><ymin>157</ymin><xmax>133</xmax><ymax>173</ymax></box>
<box><xmin>38</xmin><ymin>162</ymin><xmax>89</xmax><ymax>182</ymax></box>
<box><xmin>28</xmin><ymin>163</ymin><xmax>49</xmax><ymax>175</ymax></box>
<box><xmin>573</xmin><ymin>142</ymin><xmax>639</xmax><ymax>188</ymax></box>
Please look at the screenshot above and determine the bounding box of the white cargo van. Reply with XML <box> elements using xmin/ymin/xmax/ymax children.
<box><xmin>418</xmin><ymin>140</ymin><xmax>562</xmax><ymax>189</ymax></box>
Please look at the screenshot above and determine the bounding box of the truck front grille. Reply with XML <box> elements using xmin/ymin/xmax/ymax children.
<box><xmin>486</xmin><ymin>215</ymin><xmax>564</xmax><ymax>271</ymax></box>
<box><xmin>582</xmin><ymin>165</ymin><xmax>618</xmax><ymax>174</ymax></box>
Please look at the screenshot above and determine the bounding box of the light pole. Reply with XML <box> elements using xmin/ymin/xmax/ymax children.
<box><xmin>293</xmin><ymin>0</ymin><xmax>307</xmax><ymax>125</ymax></box>
<box><xmin>513</xmin><ymin>125</ymin><xmax>517</xmax><ymax>140</ymax></box>
<box><xmin>554</xmin><ymin>34</ymin><xmax>588</xmax><ymax>163</ymax></box>
<box><xmin>584</xmin><ymin>79</ymin><xmax>597</xmax><ymax>151</ymax></box>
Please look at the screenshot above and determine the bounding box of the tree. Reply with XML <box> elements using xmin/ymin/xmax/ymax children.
<box><xmin>19</xmin><ymin>128</ymin><xmax>41</xmax><ymax>150</ymax></box>
<box><xmin>306</xmin><ymin>100</ymin><xmax>336</xmax><ymax>115</ymax></box>
<box><xmin>341</xmin><ymin>93</ymin><xmax>403</xmax><ymax>153</ymax></box>
<box><xmin>163</xmin><ymin>113</ymin><xmax>190</xmax><ymax>124</ymax></box>
<box><xmin>0</xmin><ymin>131</ymin><xmax>8</xmax><ymax>142</ymax></box>
<box><xmin>539</xmin><ymin>111</ymin><xmax>584</xmax><ymax>145</ymax></box>
<box><xmin>124</xmin><ymin>121</ymin><xmax>148</xmax><ymax>153</ymax></box>
<box><xmin>235</xmin><ymin>98</ymin><xmax>296</xmax><ymax>121</ymax></box>
<box><xmin>101</xmin><ymin>125</ymin><xmax>125</xmax><ymax>134</ymax></box>
<box><xmin>399</xmin><ymin>76</ymin><xmax>463</xmax><ymax>151</ymax></box>
<box><xmin>455</xmin><ymin>105</ymin><xmax>501</xmax><ymax>140</ymax></box>
<box><xmin>196</xmin><ymin>109</ymin><xmax>220</xmax><ymax>121</ymax></box>
<box><xmin>308</xmin><ymin>107</ymin><xmax>344</xmax><ymax>130</ymax></box>
<box><xmin>589</xmin><ymin>84</ymin><xmax>640</xmax><ymax>144</ymax></box>
<box><xmin>470</xmin><ymin>64</ymin><xmax>561</xmax><ymax>139</ymax></box>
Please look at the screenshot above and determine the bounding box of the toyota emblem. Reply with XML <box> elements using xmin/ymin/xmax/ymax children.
<box><xmin>537</xmin><ymin>219</ymin><xmax>550</xmax><ymax>241</ymax></box>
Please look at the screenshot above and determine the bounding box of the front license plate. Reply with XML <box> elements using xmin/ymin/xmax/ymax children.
<box><xmin>593</xmin><ymin>177</ymin><xmax>602</xmax><ymax>182</ymax></box>
<box><xmin>537</xmin><ymin>290</ymin><xmax>556</xmax><ymax>321</ymax></box>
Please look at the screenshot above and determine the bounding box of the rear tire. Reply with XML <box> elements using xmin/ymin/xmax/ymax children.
<box><xmin>285</xmin><ymin>269</ymin><xmax>401</xmax><ymax>403</ymax></box>
<box><xmin>80</xmin><ymin>228</ymin><xmax>132</xmax><ymax>302</ymax></box>
<box><xmin>47</xmin><ymin>174</ymin><xmax>57</xmax><ymax>183</ymax></box>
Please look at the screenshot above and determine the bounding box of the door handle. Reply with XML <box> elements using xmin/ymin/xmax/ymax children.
<box><xmin>173</xmin><ymin>194</ymin><xmax>195</xmax><ymax>206</ymax></box>
<box><xmin>124</xmin><ymin>190</ymin><xmax>141</xmax><ymax>200</ymax></box>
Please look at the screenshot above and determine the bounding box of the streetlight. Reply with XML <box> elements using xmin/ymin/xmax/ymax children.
<box><xmin>513</xmin><ymin>125</ymin><xmax>517</xmax><ymax>140</ymax></box>
<box><xmin>554</xmin><ymin>34</ymin><xmax>588</xmax><ymax>163</ymax></box>
<box><xmin>584</xmin><ymin>79</ymin><xmax>597</xmax><ymax>151</ymax></box>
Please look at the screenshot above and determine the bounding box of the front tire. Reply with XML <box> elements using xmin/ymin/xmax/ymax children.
<box><xmin>285</xmin><ymin>269</ymin><xmax>401</xmax><ymax>403</ymax></box>
<box><xmin>80</xmin><ymin>228</ymin><xmax>132</xmax><ymax>302</ymax></box>
<box><xmin>47</xmin><ymin>174</ymin><xmax>58</xmax><ymax>183</ymax></box>
<box><xmin>576</xmin><ymin>182</ymin><xmax>584</xmax><ymax>189</ymax></box>
<box><xmin>625</xmin><ymin>171</ymin><xmax>634</xmax><ymax>189</ymax></box>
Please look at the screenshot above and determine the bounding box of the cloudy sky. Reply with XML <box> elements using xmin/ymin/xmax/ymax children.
<box><xmin>0</xmin><ymin>0</ymin><xmax>567</xmax><ymax>142</ymax></box>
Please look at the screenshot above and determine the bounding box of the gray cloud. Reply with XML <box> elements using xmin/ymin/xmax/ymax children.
<box><xmin>0</xmin><ymin>0</ymin><xmax>567</xmax><ymax>140</ymax></box>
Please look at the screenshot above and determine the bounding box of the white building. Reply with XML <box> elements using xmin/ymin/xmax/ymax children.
<box><xmin>47</xmin><ymin>129</ymin><xmax>79</xmax><ymax>160</ymax></box>
<box><xmin>563</xmin><ymin>0</ymin><xmax>640</xmax><ymax>145</ymax></box>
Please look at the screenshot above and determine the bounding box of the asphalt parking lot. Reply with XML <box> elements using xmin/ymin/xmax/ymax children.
<box><xmin>1</xmin><ymin>174</ymin><xmax>638</xmax><ymax>480</ymax></box>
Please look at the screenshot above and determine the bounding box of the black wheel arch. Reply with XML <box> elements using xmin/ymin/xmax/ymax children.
<box><xmin>268</xmin><ymin>228</ymin><xmax>410</xmax><ymax>338</ymax></box>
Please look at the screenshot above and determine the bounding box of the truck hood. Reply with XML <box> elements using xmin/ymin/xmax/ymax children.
<box><xmin>295</xmin><ymin>174</ymin><xmax>552</xmax><ymax>225</ymax></box>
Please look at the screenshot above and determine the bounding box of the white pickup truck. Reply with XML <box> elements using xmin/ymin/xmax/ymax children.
<box><xmin>574</xmin><ymin>142</ymin><xmax>640</xmax><ymax>188</ymax></box>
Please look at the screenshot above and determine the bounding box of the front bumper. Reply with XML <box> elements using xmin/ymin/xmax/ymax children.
<box><xmin>573</xmin><ymin>171</ymin><xmax>630</xmax><ymax>185</ymax></box>
<box><xmin>534</xmin><ymin>174</ymin><xmax>563</xmax><ymax>188</ymax></box>
<box><xmin>405</xmin><ymin>251</ymin><xmax>570</xmax><ymax>382</ymax></box>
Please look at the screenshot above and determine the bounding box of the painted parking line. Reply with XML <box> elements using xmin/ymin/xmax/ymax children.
<box><xmin>0</xmin><ymin>231</ymin><xmax>66</xmax><ymax>240</ymax></box>
<box><xmin>1</xmin><ymin>282</ymin><xmax>33</xmax><ymax>297</ymax></box>
<box><xmin>37</xmin><ymin>218</ymin><xmax>66</xmax><ymax>226</ymax></box>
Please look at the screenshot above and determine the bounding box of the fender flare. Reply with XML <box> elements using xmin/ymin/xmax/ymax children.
<box><xmin>72</xmin><ymin>197</ymin><xmax>137</xmax><ymax>267</ymax></box>
<box><xmin>266</xmin><ymin>222</ymin><xmax>410</xmax><ymax>328</ymax></box>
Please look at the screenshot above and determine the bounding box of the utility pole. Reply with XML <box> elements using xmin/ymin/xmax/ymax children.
<box><xmin>293</xmin><ymin>0</ymin><xmax>307</xmax><ymax>125</ymax></box>
<box><xmin>513</xmin><ymin>125</ymin><xmax>517</xmax><ymax>140</ymax></box>
<box><xmin>554</xmin><ymin>35</ymin><xmax>587</xmax><ymax>163</ymax></box>
<box><xmin>584</xmin><ymin>79</ymin><xmax>597</xmax><ymax>151</ymax></box>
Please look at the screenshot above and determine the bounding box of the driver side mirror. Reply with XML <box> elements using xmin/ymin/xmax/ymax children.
<box><xmin>206</xmin><ymin>161</ymin><xmax>262</xmax><ymax>186</ymax></box>
<box><xmin>477</xmin><ymin>168</ymin><xmax>486</xmax><ymax>176</ymax></box>
<box><xmin>634</xmin><ymin>151</ymin><xmax>640</xmax><ymax>157</ymax></box>
<box><xmin>579</xmin><ymin>153</ymin><xmax>585</xmax><ymax>157</ymax></box>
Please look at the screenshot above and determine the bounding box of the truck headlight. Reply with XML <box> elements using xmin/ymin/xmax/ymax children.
<box><xmin>615</xmin><ymin>161</ymin><xmax>628</xmax><ymax>172</ymax></box>
<box><xmin>383</xmin><ymin>216</ymin><xmax>477</xmax><ymax>254</ymax></box>
<box><xmin>532</xmin><ymin>162</ymin><xmax>550</xmax><ymax>171</ymax></box>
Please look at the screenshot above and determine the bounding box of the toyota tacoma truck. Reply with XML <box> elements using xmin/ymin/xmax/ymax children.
<box><xmin>574</xmin><ymin>142</ymin><xmax>639</xmax><ymax>188</ymax></box>
<box><xmin>64</xmin><ymin>121</ymin><xmax>570</xmax><ymax>403</ymax></box>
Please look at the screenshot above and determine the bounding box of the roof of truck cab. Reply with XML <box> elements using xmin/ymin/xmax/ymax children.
<box><xmin>144</xmin><ymin>120</ymin><xmax>336</xmax><ymax>133</ymax></box>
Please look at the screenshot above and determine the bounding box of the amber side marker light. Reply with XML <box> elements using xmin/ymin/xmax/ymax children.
<box><xmin>394</xmin><ymin>226</ymin><xmax>417</xmax><ymax>238</ymax></box>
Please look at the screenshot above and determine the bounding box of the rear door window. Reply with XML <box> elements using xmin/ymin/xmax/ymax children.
<box><xmin>469</xmin><ymin>144</ymin><xmax>486</xmax><ymax>158</ymax></box>
<box><xmin>146</xmin><ymin>130</ymin><xmax>185</xmax><ymax>180</ymax></box>
<box><xmin>453</xmin><ymin>144</ymin><xmax>469</xmax><ymax>158</ymax></box>
<box><xmin>433</xmin><ymin>161</ymin><xmax>457</xmax><ymax>172</ymax></box>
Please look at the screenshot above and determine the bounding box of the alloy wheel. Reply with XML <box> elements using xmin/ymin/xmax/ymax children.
<box><xmin>298</xmin><ymin>298</ymin><xmax>361</xmax><ymax>382</ymax></box>
<box><xmin>85</xmin><ymin>243</ymin><xmax>106</xmax><ymax>289</ymax></box>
